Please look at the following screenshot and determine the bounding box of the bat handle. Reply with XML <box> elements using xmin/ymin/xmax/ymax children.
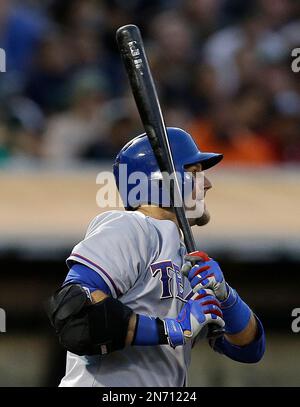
<box><xmin>182</xmin><ymin>254</ymin><xmax>225</xmax><ymax>340</ymax></box>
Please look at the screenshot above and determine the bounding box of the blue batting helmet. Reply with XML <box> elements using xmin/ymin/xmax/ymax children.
<box><xmin>113</xmin><ymin>127</ymin><xmax>223</xmax><ymax>210</ymax></box>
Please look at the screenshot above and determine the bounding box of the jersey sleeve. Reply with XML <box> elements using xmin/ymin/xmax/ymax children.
<box><xmin>67</xmin><ymin>211</ymin><xmax>156</xmax><ymax>298</ymax></box>
<box><xmin>63</xmin><ymin>263</ymin><xmax>112</xmax><ymax>295</ymax></box>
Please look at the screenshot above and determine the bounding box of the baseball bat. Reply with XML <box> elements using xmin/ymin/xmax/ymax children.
<box><xmin>116</xmin><ymin>24</ymin><xmax>224</xmax><ymax>339</ymax></box>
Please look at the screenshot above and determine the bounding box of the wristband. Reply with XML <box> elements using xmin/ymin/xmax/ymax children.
<box><xmin>220</xmin><ymin>285</ymin><xmax>252</xmax><ymax>334</ymax></box>
<box><xmin>133</xmin><ymin>315</ymin><xmax>168</xmax><ymax>346</ymax></box>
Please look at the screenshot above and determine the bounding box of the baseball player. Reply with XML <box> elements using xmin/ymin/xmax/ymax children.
<box><xmin>47</xmin><ymin>127</ymin><xmax>265</xmax><ymax>387</ymax></box>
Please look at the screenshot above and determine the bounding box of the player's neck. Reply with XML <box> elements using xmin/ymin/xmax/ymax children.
<box><xmin>137</xmin><ymin>205</ymin><xmax>179</xmax><ymax>226</ymax></box>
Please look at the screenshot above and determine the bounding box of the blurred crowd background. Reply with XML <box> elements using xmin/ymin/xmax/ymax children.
<box><xmin>0</xmin><ymin>0</ymin><xmax>299</xmax><ymax>168</ymax></box>
<box><xmin>0</xmin><ymin>0</ymin><xmax>300</xmax><ymax>387</ymax></box>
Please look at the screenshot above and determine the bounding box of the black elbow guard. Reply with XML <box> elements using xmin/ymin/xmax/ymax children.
<box><xmin>46</xmin><ymin>284</ymin><xmax>133</xmax><ymax>356</ymax></box>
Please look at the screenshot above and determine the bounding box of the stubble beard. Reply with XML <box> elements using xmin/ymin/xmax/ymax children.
<box><xmin>195</xmin><ymin>209</ymin><xmax>210</xmax><ymax>226</ymax></box>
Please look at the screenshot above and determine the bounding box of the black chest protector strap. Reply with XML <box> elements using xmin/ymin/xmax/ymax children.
<box><xmin>46</xmin><ymin>284</ymin><xmax>133</xmax><ymax>356</ymax></box>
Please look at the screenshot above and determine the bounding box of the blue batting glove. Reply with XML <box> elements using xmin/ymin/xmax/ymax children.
<box><xmin>164</xmin><ymin>289</ymin><xmax>225</xmax><ymax>348</ymax></box>
<box><xmin>188</xmin><ymin>258</ymin><xmax>229</xmax><ymax>301</ymax></box>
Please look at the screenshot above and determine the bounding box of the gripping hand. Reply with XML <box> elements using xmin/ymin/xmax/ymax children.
<box><xmin>164</xmin><ymin>289</ymin><xmax>225</xmax><ymax>348</ymax></box>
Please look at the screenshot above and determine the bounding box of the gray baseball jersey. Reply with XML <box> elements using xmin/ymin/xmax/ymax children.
<box><xmin>59</xmin><ymin>210</ymin><xmax>194</xmax><ymax>387</ymax></box>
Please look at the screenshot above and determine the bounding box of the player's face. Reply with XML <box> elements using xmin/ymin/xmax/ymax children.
<box><xmin>184</xmin><ymin>163</ymin><xmax>212</xmax><ymax>226</ymax></box>
<box><xmin>185</xmin><ymin>163</ymin><xmax>212</xmax><ymax>196</ymax></box>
